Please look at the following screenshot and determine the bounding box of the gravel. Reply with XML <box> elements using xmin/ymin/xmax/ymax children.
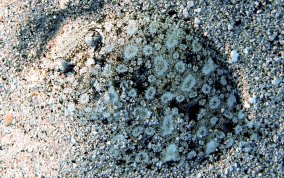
<box><xmin>0</xmin><ymin>0</ymin><xmax>283</xmax><ymax>177</ymax></box>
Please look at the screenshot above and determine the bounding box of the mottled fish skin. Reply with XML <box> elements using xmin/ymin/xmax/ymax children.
<box><xmin>50</xmin><ymin>24</ymin><xmax>102</xmax><ymax>61</ymax></box>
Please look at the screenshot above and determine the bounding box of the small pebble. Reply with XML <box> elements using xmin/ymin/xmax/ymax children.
<box><xmin>230</xmin><ymin>50</ymin><xmax>239</xmax><ymax>63</ymax></box>
<box><xmin>183</xmin><ymin>8</ymin><xmax>189</xmax><ymax>18</ymax></box>
<box><xmin>59</xmin><ymin>0</ymin><xmax>69</xmax><ymax>9</ymax></box>
<box><xmin>271</xmin><ymin>77</ymin><xmax>281</xmax><ymax>85</ymax></box>
<box><xmin>187</xmin><ymin>1</ymin><xmax>194</xmax><ymax>8</ymax></box>
<box><xmin>228</xmin><ymin>24</ymin><xmax>234</xmax><ymax>31</ymax></box>
<box><xmin>243</xmin><ymin>47</ymin><xmax>250</xmax><ymax>54</ymax></box>
<box><xmin>71</xmin><ymin>137</ymin><xmax>77</xmax><ymax>145</ymax></box>
<box><xmin>194</xmin><ymin>17</ymin><xmax>201</xmax><ymax>28</ymax></box>
<box><xmin>4</xmin><ymin>113</ymin><xmax>13</xmax><ymax>126</ymax></box>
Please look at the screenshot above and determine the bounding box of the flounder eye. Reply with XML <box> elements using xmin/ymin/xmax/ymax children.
<box><xmin>84</xmin><ymin>31</ymin><xmax>102</xmax><ymax>48</ymax></box>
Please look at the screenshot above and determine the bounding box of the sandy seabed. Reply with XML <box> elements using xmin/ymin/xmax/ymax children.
<box><xmin>0</xmin><ymin>0</ymin><xmax>283</xmax><ymax>177</ymax></box>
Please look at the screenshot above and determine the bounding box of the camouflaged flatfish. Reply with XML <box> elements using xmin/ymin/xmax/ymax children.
<box><xmin>50</xmin><ymin>24</ymin><xmax>102</xmax><ymax>61</ymax></box>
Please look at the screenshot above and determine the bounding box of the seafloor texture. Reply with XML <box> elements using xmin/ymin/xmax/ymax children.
<box><xmin>0</xmin><ymin>0</ymin><xmax>283</xmax><ymax>177</ymax></box>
